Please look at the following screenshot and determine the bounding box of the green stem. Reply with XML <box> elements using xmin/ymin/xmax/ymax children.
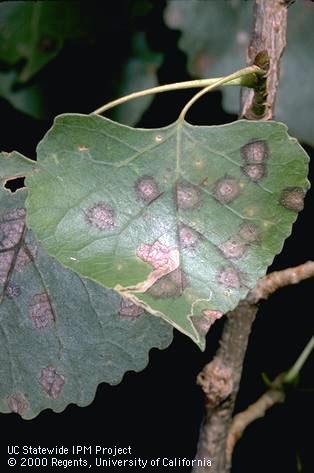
<box><xmin>179</xmin><ymin>65</ymin><xmax>263</xmax><ymax>121</ymax></box>
<box><xmin>92</xmin><ymin>66</ymin><xmax>264</xmax><ymax>116</ymax></box>
<box><xmin>284</xmin><ymin>336</ymin><xmax>314</xmax><ymax>384</ymax></box>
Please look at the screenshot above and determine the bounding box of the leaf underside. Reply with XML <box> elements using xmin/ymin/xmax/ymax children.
<box><xmin>16</xmin><ymin>113</ymin><xmax>310</xmax><ymax>350</ymax></box>
<box><xmin>0</xmin><ymin>187</ymin><xmax>172</xmax><ymax>419</ymax></box>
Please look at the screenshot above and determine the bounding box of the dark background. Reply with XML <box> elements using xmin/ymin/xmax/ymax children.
<box><xmin>1</xmin><ymin>1</ymin><xmax>313</xmax><ymax>472</ymax></box>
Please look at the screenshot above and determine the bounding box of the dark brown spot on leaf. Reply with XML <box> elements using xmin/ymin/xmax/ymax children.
<box><xmin>212</xmin><ymin>177</ymin><xmax>240</xmax><ymax>204</ymax></box>
<box><xmin>29</xmin><ymin>293</ymin><xmax>54</xmax><ymax>329</ymax></box>
<box><xmin>7</xmin><ymin>392</ymin><xmax>28</xmax><ymax>415</ymax></box>
<box><xmin>217</xmin><ymin>266</ymin><xmax>241</xmax><ymax>289</ymax></box>
<box><xmin>147</xmin><ymin>268</ymin><xmax>188</xmax><ymax>299</ymax></box>
<box><xmin>5</xmin><ymin>284</ymin><xmax>21</xmax><ymax>299</ymax></box>
<box><xmin>176</xmin><ymin>183</ymin><xmax>202</xmax><ymax>210</ymax></box>
<box><xmin>84</xmin><ymin>202</ymin><xmax>115</xmax><ymax>230</ymax></box>
<box><xmin>238</xmin><ymin>222</ymin><xmax>260</xmax><ymax>243</ymax></box>
<box><xmin>279</xmin><ymin>187</ymin><xmax>305</xmax><ymax>212</ymax></box>
<box><xmin>179</xmin><ymin>224</ymin><xmax>201</xmax><ymax>250</ymax></box>
<box><xmin>241</xmin><ymin>140</ymin><xmax>268</xmax><ymax>163</ymax></box>
<box><xmin>220</xmin><ymin>237</ymin><xmax>247</xmax><ymax>259</ymax></box>
<box><xmin>118</xmin><ymin>297</ymin><xmax>145</xmax><ymax>318</ymax></box>
<box><xmin>241</xmin><ymin>163</ymin><xmax>266</xmax><ymax>182</ymax></box>
<box><xmin>39</xmin><ymin>367</ymin><xmax>65</xmax><ymax>399</ymax></box>
<box><xmin>135</xmin><ymin>176</ymin><xmax>160</xmax><ymax>204</ymax></box>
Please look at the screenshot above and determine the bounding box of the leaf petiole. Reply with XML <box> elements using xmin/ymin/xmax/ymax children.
<box><xmin>92</xmin><ymin>65</ymin><xmax>264</xmax><ymax>116</ymax></box>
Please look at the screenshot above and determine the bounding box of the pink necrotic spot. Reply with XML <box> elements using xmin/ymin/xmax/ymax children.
<box><xmin>137</xmin><ymin>241</ymin><xmax>176</xmax><ymax>270</ymax></box>
<box><xmin>84</xmin><ymin>202</ymin><xmax>115</xmax><ymax>230</ymax></box>
<box><xmin>118</xmin><ymin>297</ymin><xmax>145</xmax><ymax>318</ymax></box>
<box><xmin>147</xmin><ymin>268</ymin><xmax>188</xmax><ymax>299</ymax></box>
<box><xmin>279</xmin><ymin>187</ymin><xmax>305</xmax><ymax>212</ymax></box>
<box><xmin>29</xmin><ymin>293</ymin><xmax>54</xmax><ymax>329</ymax></box>
<box><xmin>212</xmin><ymin>177</ymin><xmax>240</xmax><ymax>204</ymax></box>
<box><xmin>176</xmin><ymin>183</ymin><xmax>202</xmax><ymax>210</ymax></box>
<box><xmin>7</xmin><ymin>392</ymin><xmax>28</xmax><ymax>416</ymax></box>
<box><xmin>241</xmin><ymin>163</ymin><xmax>266</xmax><ymax>182</ymax></box>
<box><xmin>217</xmin><ymin>266</ymin><xmax>241</xmax><ymax>289</ymax></box>
<box><xmin>135</xmin><ymin>176</ymin><xmax>160</xmax><ymax>204</ymax></box>
<box><xmin>0</xmin><ymin>208</ymin><xmax>26</xmax><ymax>250</ymax></box>
<box><xmin>220</xmin><ymin>237</ymin><xmax>247</xmax><ymax>259</ymax></box>
<box><xmin>39</xmin><ymin>367</ymin><xmax>65</xmax><ymax>399</ymax></box>
<box><xmin>241</xmin><ymin>140</ymin><xmax>268</xmax><ymax>163</ymax></box>
<box><xmin>0</xmin><ymin>251</ymin><xmax>14</xmax><ymax>284</ymax></box>
<box><xmin>179</xmin><ymin>224</ymin><xmax>200</xmax><ymax>250</ymax></box>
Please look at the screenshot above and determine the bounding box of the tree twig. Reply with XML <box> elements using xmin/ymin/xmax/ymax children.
<box><xmin>226</xmin><ymin>335</ymin><xmax>314</xmax><ymax>461</ymax></box>
<box><xmin>241</xmin><ymin>0</ymin><xmax>287</xmax><ymax>119</ymax></box>
<box><xmin>248</xmin><ymin>261</ymin><xmax>314</xmax><ymax>303</ymax></box>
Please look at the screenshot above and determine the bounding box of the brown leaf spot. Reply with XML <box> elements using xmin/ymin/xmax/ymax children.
<box><xmin>29</xmin><ymin>293</ymin><xmax>54</xmax><ymax>329</ymax></box>
<box><xmin>238</xmin><ymin>222</ymin><xmax>260</xmax><ymax>243</ymax></box>
<box><xmin>118</xmin><ymin>297</ymin><xmax>145</xmax><ymax>318</ymax></box>
<box><xmin>147</xmin><ymin>268</ymin><xmax>188</xmax><ymax>299</ymax></box>
<box><xmin>0</xmin><ymin>208</ymin><xmax>26</xmax><ymax>250</ymax></box>
<box><xmin>5</xmin><ymin>284</ymin><xmax>21</xmax><ymax>299</ymax></box>
<box><xmin>7</xmin><ymin>392</ymin><xmax>28</xmax><ymax>415</ymax></box>
<box><xmin>0</xmin><ymin>251</ymin><xmax>14</xmax><ymax>284</ymax></box>
<box><xmin>220</xmin><ymin>237</ymin><xmax>247</xmax><ymax>259</ymax></box>
<box><xmin>39</xmin><ymin>367</ymin><xmax>65</xmax><ymax>399</ymax></box>
<box><xmin>241</xmin><ymin>164</ymin><xmax>266</xmax><ymax>182</ymax></box>
<box><xmin>192</xmin><ymin>309</ymin><xmax>223</xmax><ymax>336</ymax></box>
<box><xmin>279</xmin><ymin>187</ymin><xmax>305</xmax><ymax>212</ymax></box>
<box><xmin>84</xmin><ymin>202</ymin><xmax>115</xmax><ymax>230</ymax></box>
<box><xmin>241</xmin><ymin>140</ymin><xmax>268</xmax><ymax>163</ymax></box>
<box><xmin>135</xmin><ymin>176</ymin><xmax>160</xmax><ymax>204</ymax></box>
<box><xmin>179</xmin><ymin>224</ymin><xmax>200</xmax><ymax>250</ymax></box>
<box><xmin>217</xmin><ymin>266</ymin><xmax>241</xmax><ymax>289</ymax></box>
<box><xmin>212</xmin><ymin>177</ymin><xmax>240</xmax><ymax>204</ymax></box>
<box><xmin>176</xmin><ymin>183</ymin><xmax>202</xmax><ymax>210</ymax></box>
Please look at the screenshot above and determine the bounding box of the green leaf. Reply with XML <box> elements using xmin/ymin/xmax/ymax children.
<box><xmin>111</xmin><ymin>33</ymin><xmax>163</xmax><ymax>126</ymax></box>
<box><xmin>0</xmin><ymin>151</ymin><xmax>38</xmax><ymax>181</ymax></box>
<box><xmin>165</xmin><ymin>0</ymin><xmax>314</xmax><ymax>146</ymax></box>
<box><xmin>0</xmin><ymin>1</ymin><xmax>82</xmax><ymax>82</ymax></box>
<box><xmin>22</xmin><ymin>114</ymin><xmax>309</xmax><ymax>350</ymax></box>
<box><xmin>0</xmin><ymin>70</ymin><xmax>46</xmax><ymax>119</ymax></box>
<box><xmin>0</xmin><ymin>186</ymin><xmax>172</xmax><ymax>419</ymax></box>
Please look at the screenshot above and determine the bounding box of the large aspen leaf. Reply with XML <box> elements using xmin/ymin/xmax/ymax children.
<box><xmin>23</xmin><ymin>114</ymin><xmax>309</xmax><ymax>349</ymax></box>
<box><xmin>0</xmin><ymin>186</ymin><xmax>172</xmax><ymax>419</ymax></box>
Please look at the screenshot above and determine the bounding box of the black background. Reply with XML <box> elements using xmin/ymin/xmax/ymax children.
<box><xmin>1</xmin><ymin>2</ymin><xmax>313</xmax><ymax>472</ymax></box>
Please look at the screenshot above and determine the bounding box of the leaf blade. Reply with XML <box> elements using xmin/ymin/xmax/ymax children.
<box><xmin>23</xmin><ymin>114</ymin><xmax>310</xmax><ymax>348</ymax></box>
